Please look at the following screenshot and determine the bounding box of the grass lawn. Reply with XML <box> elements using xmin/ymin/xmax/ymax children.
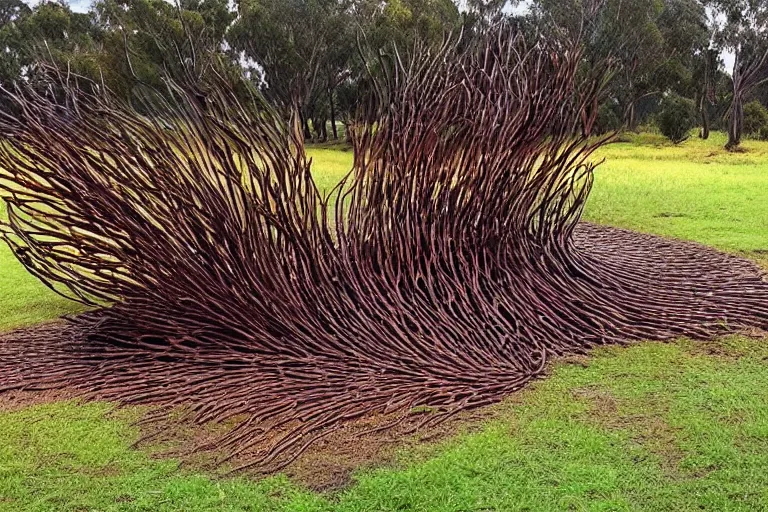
<box><xmin>588</xmin><ymin>132</ymin><xmax>768</xmax><ymax>256</ymax></box>
<box><xmin>1</xmin><ymin>134</ymin><xmax>767</xmax><ymax>510</ymax></box>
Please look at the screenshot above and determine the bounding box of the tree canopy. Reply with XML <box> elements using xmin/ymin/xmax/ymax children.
<box><xmin>1</xmin><ymin>0</ymin><xmax>767</xmax><ymax>148</ymax></box>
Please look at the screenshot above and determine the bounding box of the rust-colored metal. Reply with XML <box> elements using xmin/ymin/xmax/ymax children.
<box><xmin>1</xmin><ymin>30</ymin><xmax>767</xmax><ymax>473</ymax></box>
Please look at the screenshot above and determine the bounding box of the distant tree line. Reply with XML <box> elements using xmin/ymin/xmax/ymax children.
<box><xmin>2</xmin><ymin>0</ymin><xmax>768</xmax><ymax>149</ymax></box>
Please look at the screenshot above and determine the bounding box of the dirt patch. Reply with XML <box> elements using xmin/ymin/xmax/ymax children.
<box><xmin>654</xmin><ymin>212</ymin><xmax>687</xmax><ymax>218</ymax></box>
<box><xmin>282</xmin><ymin>413</ymin><xmax>443</xmax><ymax>491</ymax></box>
<box><xmin>133</xmin><ymin>400</ymin><xmax>509</xmax><ymax>491</ymax></box>
<box><xmin>558</xmin><ymin>354</ymin><xmax>591</xmax><ymax>368</ymax></box>
<box><xmin>746</xmin><ymin>251</ymin><xmax>768</xmax><ymax>272</ymax></box>
<box><xmin>0</xmin><ymin>388</ymin><xmax>80</xmax><ymax>413</ymax></box>
<box><xmin>288</xmin><ymin>404</ymin><xmax>509</xmax><ymax>490</ymax></box>
<box><xmin>571</xmin><ymin>386</ymin><xmax>619</xmax><ymax>418</ymax></box>
<box><xmin>684</xmin><ymin>341</ymin><xmax>746</xmax><ymax>361</ymax></box>
<box><xmin>681</xmin><ymin>331</ymin><xmax>767</xmax><ymax>361</ymax></box>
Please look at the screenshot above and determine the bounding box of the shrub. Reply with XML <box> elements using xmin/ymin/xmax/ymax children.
<box><xmin>595</xmin><ymin>103</ymin><xmax>622</xmax><ymax>134</ymax></box>
<box><xmin>743</xmin><ymin>100</ymin><xmax>768</xmax><ymax>139</ymax></box>
<box><xmin>657</xmin><ymin>94</ymin><xmax>697</xmax><ymax>144</ymax></box>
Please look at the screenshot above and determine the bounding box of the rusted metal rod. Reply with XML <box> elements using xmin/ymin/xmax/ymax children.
<box><xmin>1</xmin><ymin>28</ymin><xmax>766</xmax><ymax>473</ymax></box>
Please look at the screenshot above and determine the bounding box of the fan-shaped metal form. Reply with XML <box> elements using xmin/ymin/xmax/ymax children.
<box><xmin>1</xmin><ymin>31</ymin><xmax>766</xmax><ymax>473</ymax></box>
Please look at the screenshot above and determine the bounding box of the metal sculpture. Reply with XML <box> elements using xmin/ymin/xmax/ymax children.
<box><xmin>1</xmin><ymin>31</ymin><xmax>767</xmax><ymax>473</ymax></box>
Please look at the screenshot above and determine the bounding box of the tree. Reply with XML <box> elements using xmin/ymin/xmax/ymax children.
<box><xmin>692</xmin><ymin>48</ymin><xmax>719</xmax><ymax>139</ymax></box>
<box><xmin>657</xmin><ymin>93</ymin><xmax>697</xmax><ymax>143</ymax></box>
<box><xmin>310</xmin><ymin>1</ymin><xmax>358</xmax><ymax>140</ymax></box>
<box><xmin>465</xmin><ymin>0</ymin><xmax>509</xmax><ymax>24</ymax></box>
<box><xmin>352</xmin><ymin>0</ymin><xmax>460</xmax><ymax>50</ymax></box>
<box><xmin>344</xmin><ymin>0</ymin><xmax>462</xmax><ymax>133</ymax></box>
<box><xmin>228</xmin><ymin>0</ymin><xmax>344</xmax><ymax>138</ymax></box>
<box><xmin>0</xmin><ymin>0</ymin><xmax>32</xmax><ymax>94</ymax></box>
<box><xmin>656</xmin><ymin>0</ymin><xmax>709</xmax><ymax>88</ymax></box>
<box><xmin>228</xmin><ymin>0</ymin><xmax>460</xmax><ymax>141</ymax></box>
<box><xmin>92</xmin><ymin>0</ymin><xmax>236</xmax><ymax>99</ymax></box>
<box><xmin>533</xmin><ymin>0</ymin><xmax>659</xmax><ymax>129</ymax></box>
<box><xmin>742</xmin><ymin>99</ymin><xmax>768</xmax><ymax>137</ymax></box>
<box><xmin>707</xmin><ymin>0</ymin><xmax>768</xmax><ymax>149</ymax></box>
<box><xmin>0</xmin><ymin>0</ymin><xmax>104</xmax><ymax>108</ymax></box>
<box><xmin>532</xmin><ymin>0</ymin><xmax>708</xmax><ymax>131</ymax></box>
<box><xmin>460</xmin><ymin>0</ymin><xmax>521</xmax><ymax>45</ymax></box>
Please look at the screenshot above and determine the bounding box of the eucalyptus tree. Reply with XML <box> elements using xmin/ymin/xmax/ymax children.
<box><xmin>91</xmin><ymin>0</ymin><xmax>235</xmax><ymax>98</ymax></box>
<box><xmin>228</xmin><ymin>0</ymin><xmax>350</xmax><ymax>138</ymax></box>
<box><xmin>706</xmin><ymin>0</ymin><xmax>768</xmax><ymax>149</ymax></box>
<box><xmin>0</xmin><ymin>0</ymin><xmax>102</xmax><ymax>114</ymax></box>
<box><xmin>0</xmin><ymin>0</ymin><xmax>32</xmax><ymax>96</ymax></box>
<box><xmin>532</xmin><ymin>0</ymin><xmax>708</xmax><ymax>130</ymax></box>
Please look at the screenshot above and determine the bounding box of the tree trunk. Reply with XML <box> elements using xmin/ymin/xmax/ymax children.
<box><xmin>699</xmin><ymin>95</ymin><xmax>710</xmax><ymax>140</ymax></box>
<box><xmin>626</xmin><ymin>101</ymin><xmax>638</xmax><ymax>132</ymax></box>
<box><xmin>300</xmin><ymin>110</ymin><xmax>312</xmax><ymax>140</ymax></box>
<box><xmin>329</xmin><ymin>86</ymin><xmax>338</xmax><ymax>140</ymax></box>
<box><xmin>313</xmin><ymin>115</ymin><xmax>328</xmax><ymax>142</ymax></box>
<box><xmin>726</xmin><ymin>92</ymin><xmax>744</xmax><ymax>150</ymax></box>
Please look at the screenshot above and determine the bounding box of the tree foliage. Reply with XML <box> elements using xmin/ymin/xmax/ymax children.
<box><xmin>657</xmin><ymin>93</ymin><xmax>697</xmax><ymax>143</ymax></box>
<box><xmin>532</xmin><ymin>0</ymin><xmax>707</xmax><ymax>130</ymax></box>
<box><xmin>707</xmin><ymin>0</ymin><xmax>768</xmax><ymax>148</ymax></box>
<box><xmin>743</xmin><ymin>99</ymin><xmax>768</xmax><ymax>138</ymax></box>
<box><xmin>0</xmin><ymin>0</ymin><xmax>32</xmax><ymax>91</ymax></box>
<box><xmin>0</xmin><ymin>1</ymin><xmax>98</xmax><ymax>94</ymax></box>
<box><xmin>0</xmin><ymin>0</ymin><xmax>767</xmax><ymax>145</ymax></box>
<box><xmin>90</xmin><ymin>0</ymin><xmax>236</xmax><ymax>97</ymax></box>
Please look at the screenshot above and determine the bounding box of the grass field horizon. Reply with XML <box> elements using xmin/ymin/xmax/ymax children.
<box><xmin>1</xmin><ymin>131</ymin><xmax>767</xmax><ymax>511</ymax></box>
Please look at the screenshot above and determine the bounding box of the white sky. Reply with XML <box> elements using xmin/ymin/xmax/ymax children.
<box><xmin>22</xmin><ymin>0</ymin><xmax>90</xmax><ymax>12</ymax></box>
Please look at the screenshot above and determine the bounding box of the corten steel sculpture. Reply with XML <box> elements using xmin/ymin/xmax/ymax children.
<box><xmin>1</xmin><ymin>31</ymin><xmax>768</xmax><ymax>473</ymax></box>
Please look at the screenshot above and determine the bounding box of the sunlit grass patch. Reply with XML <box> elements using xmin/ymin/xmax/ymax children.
<box><xmin>587</xmin><ymin>135</ymin><xmax>768</xmax><ymax>253</ymax></box>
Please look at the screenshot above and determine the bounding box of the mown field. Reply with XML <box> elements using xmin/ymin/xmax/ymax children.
<box><xmin>1</xmin><ymin>133</ymin><xmax>767</xmax><ymax>511</ymax></box>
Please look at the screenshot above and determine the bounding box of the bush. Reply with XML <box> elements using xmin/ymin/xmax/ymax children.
<box><xmin>657</xmin><ymin>94</ymin><xmax>697</xmax><ymax>144</ymax></box>
<box><xmin>595</xmin><ymin>103</ymin><xmax>622</xmax><ymax>134</ymax></box>
<box><xmin>743</xmin><ymin>100</ymin><xmax>768</xmax><ymax>139</ymax></box>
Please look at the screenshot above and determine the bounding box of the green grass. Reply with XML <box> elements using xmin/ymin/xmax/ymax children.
<box><xmin>1</xmin><ymin>133</ymin><xmax>768</xmax><ymax>510</ymax></box>
<box><xmin>586</xmin><ymin>132</ymin><xmax>768</xmax><ymax>254</ymax></box>
<box><xmin>2</xmin><ymin>338</ymin><xmax>767</xmax><ymax>511</ymax></box>
<box><xmin>306</xmin><ymin>147</ymin><xmax>354</xmax><ymax>193</ymax></box>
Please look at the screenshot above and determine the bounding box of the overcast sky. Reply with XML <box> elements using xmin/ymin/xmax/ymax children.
<box><xmin>23</xmin><ymin>0</ymin><xmax>90</xmax><ymax>12</ymax></box>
